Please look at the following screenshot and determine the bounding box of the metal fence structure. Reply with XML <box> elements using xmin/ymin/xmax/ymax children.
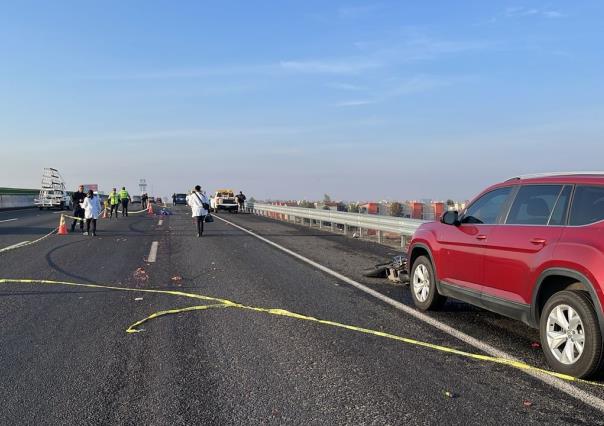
<box><xmin>248</xmin><ymin>203</ymin><xmax>428</xmax><ymax>248</ymax></box>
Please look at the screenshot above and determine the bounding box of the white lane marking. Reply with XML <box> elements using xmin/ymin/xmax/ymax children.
<box><xmin>147</xmin><ymin>241</ymin><xmax>159</xmax><ymax>263</ymax></box>
<box><xmin>158</xmin><ymin>219</ymin><xmax>163</xmax><ymax>226</ymax></box>
<box><xmin>214</xmin><ymin>214</ymin><xmax>604</xmax><ymax>413</ymax></box>
<box><xmin>1</xmin><ymin>241</ymin><xmax>30</xmax><ymax>250</ymax></box>
<box><xmin>0</xmin><ymin>218</ymin><xmax>18</xmax><ymax>223</ymax></box>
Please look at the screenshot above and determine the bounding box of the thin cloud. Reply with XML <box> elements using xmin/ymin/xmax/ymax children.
<box><xmin>333</xmin><ymin>74</ymin><xmax>463</xmax><ymax>107</ymax></box>
<box><xmin>335</xmin><ymin>100</ymin><xmax>376</xmax><ymax>107</ymax></box>
<box><xmin>543</xmin><ymin>10</ymin><xmax>564</xmax><ymax>18</ymax></box>
<box><xmin>355</xmin><ymin>30</ymin><xmax>491</xmax><ymax>63</ymax></box>
<box><xmin>505</xmin><ymin>7</ymin><xmax>565</xmax><ymax>19</ymax></box>
<box><xmin>280</xmin><ymin>59</ymin><xmax>381</xmax><ymax>74</ymax></box>
<box><xmin>326</xmin><ymin>82</ymin><xmax>366</xmax><ymax>91</ymax></box>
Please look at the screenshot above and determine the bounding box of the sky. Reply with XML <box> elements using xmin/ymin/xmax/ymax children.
<box><xmin>1</xmin><ymin>1</ymin><xmax>603</xmax><ymax>202</ymax></box>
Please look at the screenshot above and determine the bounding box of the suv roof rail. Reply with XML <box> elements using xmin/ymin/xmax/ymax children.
<box><xmin>506</xmin><ymin>171</ymin><xmax>604</xmax><ymax>181</ymax></box>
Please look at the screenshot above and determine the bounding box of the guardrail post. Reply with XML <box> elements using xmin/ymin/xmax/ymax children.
<box><xmin>319</xmin><ymin>220</ymin><xmax>322</xmax><ymax>229</ymax></box>
<box><xmin>344</xmin><ymin>224</ymin><xmax>348</xmax><ymax>235</ymax></box>
<box><xmin>378</xmin><ymin>230</ymin><xmax>384</xmax><ymax>244</ymax></box>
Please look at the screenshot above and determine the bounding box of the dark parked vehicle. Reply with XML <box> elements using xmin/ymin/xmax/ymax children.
<box><xmin>174</xmin><ymin>193</ymin><xmax>187</xmax><ymax>205</ymax></box>
<box><xmin>408</xmin><ymin>172</ymin><xmax>604</xmax><ymax>378</ymax></box>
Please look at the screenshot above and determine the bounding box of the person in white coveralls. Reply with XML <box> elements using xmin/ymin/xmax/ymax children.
<box><xmin>186</xmin><ymin>185</ymin><xmax>209</xmax><ymax>237</ymax></box>
<box><xmin>80</xmin><ymin>190</ymin><xmax>102</xmax><ymax>236</ymax></box>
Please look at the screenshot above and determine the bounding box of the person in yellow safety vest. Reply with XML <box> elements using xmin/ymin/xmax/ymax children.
<box><xmin>118</xmin><ymin>186</ymin><xmax>131</xmax><ymax>217</ymax></box>
<box><xmin>108</xmin><ymin>188</ymin><xmax>120</xmax><ymax>219</ymax></box>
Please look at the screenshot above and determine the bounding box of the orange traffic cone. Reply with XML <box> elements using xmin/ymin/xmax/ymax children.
<box><xmin>147</xmin><ymin>202</ymin><xmax>153</xmax><ymax>216</ymax></box>
<box><xmin>102</xmin><ymin>207</ymin><xmax>107</xmax><ymax>219</ymax></box>
<box><xmin>58</xmin><ymin>214</ymin><xmax>68</xmax><ymax>235</ymax></box>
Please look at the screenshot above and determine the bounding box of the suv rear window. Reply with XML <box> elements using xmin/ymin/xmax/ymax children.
<box><xmin>505</xmin><ymin>185</ymin><xmax>566</xmax><ymax>225</ymax></box>
<box><xmin>569</xmin><ymin>185</ymin><xmax>604</xmax><ymax>226</ymax></box>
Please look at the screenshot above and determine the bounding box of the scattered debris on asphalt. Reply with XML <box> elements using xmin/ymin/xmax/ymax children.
<box><xmin>133</xmin><ymin>267</ymin><xmax>149</xmax><ymax>281</ymax></box>
<box><xmin>363</xmin><ymin>254</ymin><xmax>409</xmax><ymax>283</ymax></box>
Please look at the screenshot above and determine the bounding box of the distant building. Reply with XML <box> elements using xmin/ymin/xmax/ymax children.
<box><xmin>359</xmin><ymin>202</ymin><xmax>388</xmax><ymax>215</ymax></box>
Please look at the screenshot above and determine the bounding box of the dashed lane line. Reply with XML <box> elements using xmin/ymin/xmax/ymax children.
<box><xmin>0</xmin><ymin>218</ymin><xmax>18</xmax><ymax>223</ymax></box>
<box><xmin>147</xmin><ymin>241</ymin><xmax>158</xmax><ymax>263</ymax></box>
<box><xmin>213</xmin><ymin>214</ymin><xmax>604</xmax><ymax>413</ymax></box>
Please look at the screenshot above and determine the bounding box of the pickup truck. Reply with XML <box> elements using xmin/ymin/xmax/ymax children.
<box><xmin>210</xmin><ymin>189</ymin><xmax>238</xmax><ymax>212</ymax></box>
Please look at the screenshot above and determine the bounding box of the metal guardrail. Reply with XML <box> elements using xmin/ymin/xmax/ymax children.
<box><xmin>249</xmin><ymin>203</ymin><xmax>428</xmax><ymax>247</ymax></box>
<box><xmin>0</xmin><ymin>194</ymin><xmax>37</xmax><ymax>210</ymax></box>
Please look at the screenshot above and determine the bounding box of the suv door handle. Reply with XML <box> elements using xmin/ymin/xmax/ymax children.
<box><xmin>530</xmin><ymin>238</ymin><xmax>547</xmax><ymax>245</ymax></box>
<box><xmin>476</xmin><ymin>235</ymin><xmax>487</xmax><ymax>240</ymax></box>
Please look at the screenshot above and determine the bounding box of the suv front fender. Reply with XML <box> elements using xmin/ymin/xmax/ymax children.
<box><xmin>408</xmin><ymin>241</ymin><xmax>441</xmax><ymax>290</ymax></box>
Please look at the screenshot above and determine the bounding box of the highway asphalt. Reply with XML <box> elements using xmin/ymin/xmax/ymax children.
<box><xmin>1</xmin><ymin>205</ymin><xmax>603</xmax><ymax>424</ymax></box>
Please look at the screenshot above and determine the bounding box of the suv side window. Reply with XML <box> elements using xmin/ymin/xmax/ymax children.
<box><xmin>569</xmin><ymin>185</ymin><xmax>604</xmax><ymax>226</ymax></box>
<box><xmin>548</xmin><ymin>185</ymin><xmax>571</xmax><ymax>225</ymax></box>
<box><xmin>505</xmin><ymin>185</ymin><xmax>564</xmax><ymax>225</ymax></box>
<box><xmin>461</xmin><ymin>187</ymin><xmax>512</xmax><ymax>224</ymax></box>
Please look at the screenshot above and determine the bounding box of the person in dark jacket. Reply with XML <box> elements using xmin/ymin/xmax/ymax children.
<box><xmin>236</xmin><ymin>191</ymin><xmax>247</xmax><ymax>213</ymax></box>
<box><xmin>141</xmin><ymin>193</ymin><xmax>148</xmax><ymax>209</ymax></box>
<box><xmin>70</xmin><ymin>185</ymin><xmax>86</xmax><ymax>232</ymax></box>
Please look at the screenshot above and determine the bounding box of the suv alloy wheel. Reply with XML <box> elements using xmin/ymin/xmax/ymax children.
<box><xmin>410</xmin><ymin>256</ymin><xmax>447</xmax><ymax>310</ymax></box>
<box><xmin>540</xmin><ymin>290</ymin><xmax>604</xmax><ymax>378</ymax></box>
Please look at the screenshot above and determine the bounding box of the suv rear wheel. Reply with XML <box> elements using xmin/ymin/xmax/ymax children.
<box><xmin>409</xmin><ymin>256</ymin><xmax>446</xmax><ymax>310</ymax></box>
<box><xmin>540</xmin><ymin>290</ymin><xmax>603</xmax><ymax>378</ymax></box>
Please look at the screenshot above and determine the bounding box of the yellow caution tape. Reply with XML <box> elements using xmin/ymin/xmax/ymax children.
<box><xmin>119</xmin><ymin>208</ymin><xmax>149</xmax><ymax>214</ymax></box>
<box><xmin>0</xmin><ymin>277</ymin><xmax>602</xmax><ymax>388</ymax></box>
<box><xmin>62</xmin><ymin>213</ymin><xmax>85</xmax><ymax>222</ymax></box>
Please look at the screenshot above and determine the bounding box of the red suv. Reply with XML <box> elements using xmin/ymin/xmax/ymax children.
<box><xmin>407</xmin><ymin>173</ymin><xmax>604</xmax><ymax>378</ymax></box>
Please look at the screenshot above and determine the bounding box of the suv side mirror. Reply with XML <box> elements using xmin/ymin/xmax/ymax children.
<box><xmin>441</xmin><ymin>210</ymin><xmax>460</xmax><ymax>226</ymax></box>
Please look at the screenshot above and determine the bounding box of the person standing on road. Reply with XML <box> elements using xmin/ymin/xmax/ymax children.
<box><xmin>70</xmin><ymin>185</ymin><xmax>86</xmax><ymax>232</ymax></box>
<box><xmin>108</xmin><ymin>188</ymin><xmax>120</xmax><ymax>219</ymax></box>
<box><xmin>80</xmin><ymin>190</ymin><xmax>102</xmax><ymax>236</ymax></box>
<box><xmin>141</xmin><ymin>192</ymin><xmax>148</xmax><ymax>209</ymax></box>
<box><xmin>236</xmin><ymin>191</ymin><xmax>247</xmax><ymax>213</ymax></box>
<box><xmin>119</xmin><ymin>186</ymin><xmax>131</xmax><ymax>217</ymax></box>
<box><xmin>172</xmin><ymin>193</ymin><xmax>176</xmax><ymax>206</ymax></box>
<box><xmin>186</xmin><ymin>185</ymin><xmax>209</xmax><ymax>237</ymax></box>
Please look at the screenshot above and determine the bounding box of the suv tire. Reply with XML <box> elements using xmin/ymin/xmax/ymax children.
<box><xmin>409</xmin><ymin>255</ymin><xmax>446</xmax><ymax>311</ymax></box>
<box><xmin>540</xmin><ymin>290</ymin><xmax>603</xmax><ymax>378</ymax></box>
